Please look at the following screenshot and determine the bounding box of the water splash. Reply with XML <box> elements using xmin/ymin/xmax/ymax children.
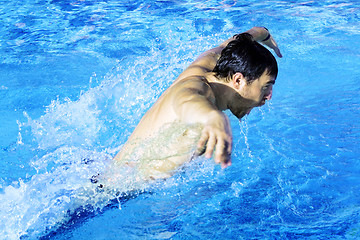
<box><xmin>0</xmin><ymin>39</ymin><xmax>205</xmax><ymax>238</ymax></box>
<box><xmin>0</xmin><ymin>147</ymin><xmax>108</xmax><ymax>239</ymax></box>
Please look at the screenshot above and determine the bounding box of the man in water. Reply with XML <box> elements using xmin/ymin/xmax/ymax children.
<box><xmin>106</xmin><ymin>27</ymin><xmax>282</xmax><ymax>182</ymax></box>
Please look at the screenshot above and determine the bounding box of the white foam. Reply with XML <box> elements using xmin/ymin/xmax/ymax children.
<box><xmin>0</xmin><ymin>43</ymin><xmax>203</xmax><ymax>238</ymax></box>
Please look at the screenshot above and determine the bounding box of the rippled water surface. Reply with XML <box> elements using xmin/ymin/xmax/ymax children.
<box><xmin>1</xmin><ymin>0</ymin><xmax>360</xmax><ymax>239</ymax></box>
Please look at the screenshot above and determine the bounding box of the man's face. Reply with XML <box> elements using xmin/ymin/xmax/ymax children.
<box><xmin>229</xmin><ymin>71</ymin><xmax>275</xmax><ymax>119</ymax></box>
<box><xmin>241</xmin><ymin>71</ymin><xmax>275</xmax><ymax>108</ymax></box>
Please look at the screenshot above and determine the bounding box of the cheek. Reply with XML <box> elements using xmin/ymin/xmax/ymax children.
<box><xmin>242</xmin><ymin>84</ymin><xmax>263</xmax><ymax>102</ymax></box>
<box><xmin>244</xmin><ymin>89</ymin><xmax>262</xmax><ymax>103</ymax></box>
<box><xmin>255</xmin><ymin>88</ymin><xmax>264</xmax><ymax>101</ymax></box>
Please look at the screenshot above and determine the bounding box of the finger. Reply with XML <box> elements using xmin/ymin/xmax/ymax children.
<box><xmin>223</xmin><ymin>147</ymin><xmax>232</xmax><ymax>168</ymax></box>
<box><xmin>221</xmin><ymin>158</ymin><xmax>232</xmax><ymax>169</ymax></box>
<box><xmin>215</xmin><ymin>138</ymin><xmax>232</xmax><ymax>164</ymax></box>
<box><xmin>218</xmin><ymin>137</ymin><xmax>233</xmax><ymax>168</ymax></box>
<box><xmin>214</xmin><ymin>138</ymin><xmax>226</xmax><ymax>164</ymax></box>
<box><xmin>195</xmin><ymin>144</ymin><xmax>206</xmax><ymax>157</ymax></box>
<box><xmin>270</xmin><ymin>37</ymin><xmax>283</xmax><ymax>58</ymax></box>
<box><xmin>197</xmin><ymin>130</ymin><xmax>209</xmax><ymax>153</ymax></box>
<box><xmin>205</xmin><ymin>133</ymin><xmax>216</xmax><ymax>158</ymax></box>
<box><xmin>226</xmin><ymin>136</ymin><xmax>232</xmax><ymax>155</ymax></box>
<box><xmin>274</xmin><ymin>47</ymin><xmax>282</xmax><ymax>58</ymax></box>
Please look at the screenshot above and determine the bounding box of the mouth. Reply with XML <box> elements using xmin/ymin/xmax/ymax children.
<box><xmin>259</xmin><ymin>99</ymin><xmax>266</xmax><ymax>106</ymax></box>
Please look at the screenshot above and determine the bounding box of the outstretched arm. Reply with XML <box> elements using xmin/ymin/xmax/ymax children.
<box><xmin>171</xmin><ymin>79</ymin><xmax>233</xmax><ymax>168</ymax></box>
<box><xmin>188</xmin><ymin>27</ymin><xmax>282</xmax><ymax>74</ymax></box>
<box><xmin>245</xmin><ymin>27</ymin><xmax>282</xmax><ymax>58</ymax></box>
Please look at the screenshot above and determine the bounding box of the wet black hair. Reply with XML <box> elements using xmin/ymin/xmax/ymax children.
<box><xmin>213</xmin><ymin>33</ymin><xmax>278</xmax><ymax>83</ymax></box>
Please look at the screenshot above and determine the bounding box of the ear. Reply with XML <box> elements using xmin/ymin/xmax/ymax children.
<box><xmin>231</xmin><ymin>72</ymin><xmax>246</xmax><ymax>90</ymax></box>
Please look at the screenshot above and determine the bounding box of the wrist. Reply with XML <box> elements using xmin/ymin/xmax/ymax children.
<box><xmin>261</xmin><ymin>27</ymin><xmax>271</xmax><ymax>42</ymax></box>
<box><xmin>206</xmin><ymin>110</ymin><xmax>226</xmax><ymax>126</ymax></box>
<box><xmin>246</xmin><ymin>26</ymin><xmax>270</xmax><ymax>42</ymax></box>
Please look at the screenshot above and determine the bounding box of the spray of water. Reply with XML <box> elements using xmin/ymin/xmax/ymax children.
<box><xmin>0</xmin><ymin>41</ymin><xmax>205</xmax><ymax>239</ymax></box>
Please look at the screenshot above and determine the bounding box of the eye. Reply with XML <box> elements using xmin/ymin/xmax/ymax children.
<box><xmin>262</xmin><ymin>84</ymin><xmax>270</xmax><ymax>91</ymax></box>
<box><xmin>262</xmin><ymin>80</ymin><xmax>274</xmax><ymax>91</ymax></box>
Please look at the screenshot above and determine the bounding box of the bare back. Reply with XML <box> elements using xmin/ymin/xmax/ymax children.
<box><xmin>110</xmin><ymin>46</ymin><xmax>224</xmax><ymax>180</ymax></box>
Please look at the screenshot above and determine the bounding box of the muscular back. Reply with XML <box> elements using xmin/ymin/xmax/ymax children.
<box><xmin>111</xmin><ymin>48</ymin><xmax>223</xmax><ymax>180</ymax></box>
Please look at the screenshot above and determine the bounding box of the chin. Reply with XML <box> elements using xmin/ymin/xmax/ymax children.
<box><xmin>237</xmin><ymin>113</ymin><xmax>246</xmax><ymax>119</ymax></box>
<box><xmin>258</xmin><ymin>100</ymin><xmax>266</xmax><ymax>107</ymax></box>
<box><xmin>231</xmin><ymin>107</ymin><xmax>254</xmax><ymax>120</ymax></box>
<box><xmin>235</xmin><ymin>110</ymin><xmax>249</xmax><ymax>120</ymax></box>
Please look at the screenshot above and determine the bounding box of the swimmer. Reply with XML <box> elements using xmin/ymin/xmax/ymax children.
<box><xmin>105</xmin><ymin>27</ymin><xmax>282</xmax><ymax>183</ymax></box>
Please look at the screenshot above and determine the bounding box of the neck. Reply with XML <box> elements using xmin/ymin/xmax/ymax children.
<box><xmin>205</xmin><ymin>73</ymin><xmax>232</xmax><ymax>111</ymax></box>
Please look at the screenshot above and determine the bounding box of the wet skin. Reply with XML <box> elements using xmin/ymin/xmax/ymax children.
<box><xmin>107</xmin><ymin>27</ymin><xmax>282</xmax><ymax>181</ymax></box>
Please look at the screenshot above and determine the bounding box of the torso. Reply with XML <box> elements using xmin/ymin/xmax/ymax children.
<box><xmin>110</xmin><ymin>49</ymin><xmax>223</xmax><ymax>180</ymax></box>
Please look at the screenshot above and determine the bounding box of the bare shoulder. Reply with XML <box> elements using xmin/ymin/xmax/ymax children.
<box><xmin>176</xmin><ymin>48</ymin><xmax>222</xmax><ymax>82</ymax></box>
<box><xmin>164</xmin><ymin>75</ymin><xmax>216</xmax><ymax>111</ymax></box>
<box><xmin>171</xmin><ymin>75</ymin><xmax>212</xmax><ymax>95</ymax></box>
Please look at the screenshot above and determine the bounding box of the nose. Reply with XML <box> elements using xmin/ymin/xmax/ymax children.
<box><xmin>264</xmin><ymin>86</ymin><xmax>273</xmax><ymax>100</ymax></box>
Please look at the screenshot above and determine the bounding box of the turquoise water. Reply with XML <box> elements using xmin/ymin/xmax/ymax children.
<box><xmin>1</xmin><ymin>0</ymin><xmax>360</xmax><ymax>239</ymax></box>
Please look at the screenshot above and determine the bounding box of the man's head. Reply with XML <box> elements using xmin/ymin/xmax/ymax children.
<box><xmin>213</xmin><ymin>33</ymin><xmax>278</xmax><ymax>83</ymax></box>
<box><xmin>213</xmin><ymin>33</ymin><xmax>278</xmax><ymax>119</ymax></box>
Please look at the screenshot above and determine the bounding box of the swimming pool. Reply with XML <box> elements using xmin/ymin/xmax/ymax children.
<box><xmin>1</xmin><ymin>0</ymin><xmax>360</xmax><ymax>239</ymax></box>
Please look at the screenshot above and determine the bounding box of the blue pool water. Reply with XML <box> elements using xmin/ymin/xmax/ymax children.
<box><xmin>1</xmin><ymin>0</ymin><xmax>360</xmax><ymax>239</ymax></box>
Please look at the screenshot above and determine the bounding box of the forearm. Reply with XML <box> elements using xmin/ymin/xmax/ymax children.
<box><xmin>218</xmin><ymin>27</ymin><xmax>268</xmax><ymax>48</ymax></box>
<box><xmin>195</xmin><ymin>27</ymin><xmax>270</xmax><ymax>63</ymax></box>
<box><xmin>245</xmin><ymin>26</ymin><xmax>270</xmax><ymax>41</ymax></box>
<box><xmin>172</xmin><ymin>81</ymin><xmax>232</xmax><ymax>167</ymax></box>
<box><xmin>175</xmin><ymin>93</ymin><xmax>232</xmax><ymax>167</ymax></box>
<box><xmin>227</xmin><ymin>26</ymin><xmax>282</xmax><ymax>57</ymax></box>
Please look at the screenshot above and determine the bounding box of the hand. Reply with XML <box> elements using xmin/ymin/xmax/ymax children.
<box><xmin>261</xmin><ymin>27</ymin><xmax>283</xmax><ymax>58</ymax></box>
<box><xmin>196</xmin><ymin>111</ymin><xmax>233</xmax><ymax>168</ymax></box>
